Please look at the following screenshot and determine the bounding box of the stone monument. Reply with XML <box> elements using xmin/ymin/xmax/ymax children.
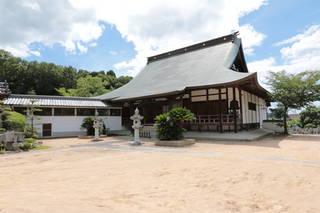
<box><xmin>92</xmin><ymin>119</ymin><xmax>103</xmax><ymax>142</ymax></box>
<box><xmin>130</xmin><ymin>108</ymin><xmax>143</xmax><ymax>145</ymax></box>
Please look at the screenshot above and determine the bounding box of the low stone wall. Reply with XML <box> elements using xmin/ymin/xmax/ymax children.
<box><xmin>262</xmin><ymin>120</ymin><xmax>284</xmax><ymax>133</ymax></box>
<box><xmin>289</xmin><ymin>126</ymin><xmax>320</xmax><ymax>134</ymax></box>
<box><xmin>0</xmin><ymin>131</ymin><xmax>25</xmax><ymax>151</ymax></box>
<box><xmin>155</xmin><ymin>139</ymin><xmax>195</xmax><ymax>147</ymax></box>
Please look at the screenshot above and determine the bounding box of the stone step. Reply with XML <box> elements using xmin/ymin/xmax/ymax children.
<box><xmin>108</xmin><ymin>130</ymin><xmax>132</xmax><ymax>136</ymax></box>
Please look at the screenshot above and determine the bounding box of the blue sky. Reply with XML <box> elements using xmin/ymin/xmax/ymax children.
<box><xmin>26</xmin><ymin>24</ymin><xmax>137</xmax><ymax>75</ymax></box>
<box><xmin>1</xmin><ymin>0</ymin><xmax>320</xmax><ymax>81</ymax></box>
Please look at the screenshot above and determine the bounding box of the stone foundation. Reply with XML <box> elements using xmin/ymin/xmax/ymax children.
<box><xmin>155</xmin><ymin>139</ymin><xmax>195</xmax><ymax>147</ymax></box>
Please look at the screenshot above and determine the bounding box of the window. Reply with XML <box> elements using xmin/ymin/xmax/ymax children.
<box><xmin>97</xmin><ymin>109</ymin><xmax>109</xmax><ymax>116</ymax></box>
<box><xmin>54</xmin><ymin>108</ymin><xmax>75</xmax><ymax>116</ymax></box>
<box><xmin>77</xmin><ymin>108</ymin><xmax>95</xmax><ymax>116</ymax></box>
<box><xmin>34</xmin><ymin>108</ymin><xmax>52</xmax><ymax>116</ymax></box>
<box><xmin>13</xmin><ymin>107</ymin><xmax>27</xmax><ymax>115</ymax></box>
<box><xmin>110</xmin><ymin>109</ymin><xmax>121</xmax><ymax>116</ymax></box>
<box><xmin>248</xmin><ymin>102</ymin><xmax>256</xmax><ymax>111</ymax></box>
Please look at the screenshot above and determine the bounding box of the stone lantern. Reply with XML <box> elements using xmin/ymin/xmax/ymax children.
<box><xmin>130</xmin><ymin>108</ymin><xmax>143</xmax><ymax>145</ymax></box>
<box><xmin>92</xmin><ymin>119</ymin><xmax>103</xmax><ymax>142</ymax></box>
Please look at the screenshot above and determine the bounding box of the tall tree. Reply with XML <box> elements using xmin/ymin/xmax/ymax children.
<box><xmin>267</xmin><ymin>70</ymin><xmax>320</xmax><ymax>134</ymax></box>
<box><xmin>0</xmin><ymin>48</ymin><xmax>132</xmax><ymax>96</ymax></box>
<box><xmin>56</xmin><ymin>75</ymin><xmax>109</xmax><ymax>97</ymax></box>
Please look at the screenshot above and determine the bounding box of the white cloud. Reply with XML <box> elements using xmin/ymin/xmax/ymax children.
<box><xmin>70</xmin><ymin>0</ymin><xmax>268</xmax><ymax>75</ymax></box>
<box><xmin>248</xmin><ymin>25</ymin><xmax>320</xmax><ymax>86</ymax></box>
<box><xmin>239</xmin><ymin>24</ymin><xmax>266</xmax><ymax>55</ymax></box>
<box><xmin>0</xmin><ymin>0</ymin><xmax>267</xmax><ymax>73</ymax></box>
<box><xmin>76</xmin><ymin>42</ymin><xmax>88</xmax><ymax>54</ymax></box>
<box><xmin>0</xmin><ymin>0</ymin><xmax>103</xmax><ymax>57</ymax></box>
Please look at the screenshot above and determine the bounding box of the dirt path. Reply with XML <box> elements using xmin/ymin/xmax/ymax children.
<box><xmin>0</xmin><ymin>135</ymin><xmax>319</xmax><ymax>213</ymax></box>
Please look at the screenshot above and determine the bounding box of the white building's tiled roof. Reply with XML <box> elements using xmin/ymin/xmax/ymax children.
<box><xmin>4</xmin><ymin>94</ymin><xmax>110</xmax><ymax>108</ymax></box>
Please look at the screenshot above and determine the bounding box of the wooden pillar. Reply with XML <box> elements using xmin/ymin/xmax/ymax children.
<box><xmin>218</xmin><ymin>88</ymin><xmax>223</xmax><ymax>133</ymax></box>
<box><xmin>226</xmin><ymin>87</ymin><xmax>229</xmax><ymax>111</ymax></box>
<box><xmin>239</xmin><ymin>88</ymin><xmax>243</xmax><ymax>126</ymax></box>
<box><xmin>232</xmin><ymin>86</ymin><xmax>237</xmax><ymax>133</ymax></box>
<box><xmin>180</xmin><ymin>95</ymin><xmax>184</xmax><ymax>108</ymax></box>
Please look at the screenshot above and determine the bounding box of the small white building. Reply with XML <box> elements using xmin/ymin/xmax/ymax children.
<box><xmin>4</xmin><ymin>94</ymin><xmax>123</xmax><ymax>137</ymax></box>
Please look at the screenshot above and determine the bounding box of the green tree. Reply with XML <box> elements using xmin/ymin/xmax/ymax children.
<box><xmin>0</xmin><ymin>100</ymin><xmax>11</xmax><ymax>130</ymax></box>
<box><xmin>3</xmin><ymin>111</ymin><xmax>27</xmax><ymax>132</ymax></box>
<box><xmin>57</xmin><ymin>75</ymin><xmax>109</xmax><ymax>97</ymax></box>
<box><xmin>267</xmin><ymin>70</ymin><xmax>320</xmax><ymax>134</ymax></box>
<box><xmin>0</xmin><ymin>49</ymin><xmax>132</xmax><ymax>96</ymax></box>
<box><xmin>106</xmin><ymin>70</ymin><xmax>116</xmax><ymax>77</ymax></box>
<box><xmin>299</xmin><ymin>106</ymin><xmax>320</xmax><ymax>128</ymax></box>
<box><xmin>269</xmin><ymin>104</ymin><xmax>286</xmax><ymax>120</ymax></box>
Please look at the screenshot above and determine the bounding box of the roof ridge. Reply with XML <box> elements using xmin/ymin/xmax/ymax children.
<box><xmin>147</xmin><ymin>32</ymin><xmax>239</xmax><ymax>64</ymax></box>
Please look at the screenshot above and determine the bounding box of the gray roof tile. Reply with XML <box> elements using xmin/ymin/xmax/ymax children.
<box><xmin>4</xmin><ymin>94</ymin><xmax>109</xmax><ymax>108</ymax></box>
<box><xmin>97</xmin><ymin>35</ymin><xmax>260</xmax><ymax>101</ymax></box>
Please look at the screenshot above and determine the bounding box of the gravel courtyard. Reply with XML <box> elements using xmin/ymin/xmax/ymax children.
<box><xmin>0</xmin><ymin>135</ymin><xmax>319</xmax><ymax>213</ymax></box>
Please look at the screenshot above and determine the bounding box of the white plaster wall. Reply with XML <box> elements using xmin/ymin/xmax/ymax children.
<box><xmin>102</xmin><ymin>116</ymin><xmax>122</xmax><ymax>131</ymax></box>
<box><xmin>32</xmin><ymin>115</ymin><xmax>122</xmax><ymax>137</ymax></box>
<box><xmin>241</xmin><ymin>91</ymin><xmax>248</xmax><ymax>123</ymax></box>
<box><xmin>240</xmin><ymin>91</ymin><xmax>267</xmax><ymax>125</ymax></box>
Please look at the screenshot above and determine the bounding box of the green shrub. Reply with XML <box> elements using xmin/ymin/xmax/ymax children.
<box><xmin>81</xmin><ymin>117</ymin><xmax>95</xmax><ymax>135</ymax></box>
<box><xmin>24</xmin><ymin>125</ymin><xmax>38</xmax><ymax>138</ymax></box>
<box><xmin>0</xmin><ymin>143</ymin><xmax>5</xmax><ymax>154</ymax></box>
<box><xmin>19</xmin><ymin>142</ymin><xmax>34</xmax><ymax>151</ymax></box>
<box><xmin>168</xmin><ymin>107</ymin><xmax>195</xmax><ymax>121</ymax></box>
<box><xmin>19</xmin><ymin>138</ymin><xmax>37</xmax><ymax>151</ymax></box>
<box><xmin>287</xmin><ymin>120</ymin><xmax>300</xmax><ymax>127</ymax></box>
<box><xmin>3</xmin><ymin>111</ymin><xmax>27</xmax><ymax>132</ymax></box>
<box><xmin>24</xmin><ymin>138</ymin><xmax>36</xmax><ymax>143</ymax></box>
<box><xmin>155</xmin><ymin>107</ymin><xmax>195</xmax><ymax>140</ymax></box>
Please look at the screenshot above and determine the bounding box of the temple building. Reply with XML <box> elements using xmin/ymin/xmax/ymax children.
<box><xmin>3</xmin><ymin>94</ymin><xmax>122</xmax><ymax>137</ymax></box>
<box><xmin>98</xmin><ymin>32</ymin><xmax>270</xmax><ymax>133</ymax></box>
<box><xmin>3</xmin><ymin>32</ymin><xmax>269</xmax><ymax>137</ymax></box>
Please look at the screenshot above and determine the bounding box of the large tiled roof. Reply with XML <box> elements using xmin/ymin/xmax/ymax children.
<box><xmin>4</xmin><ymin>94</ymin><xmax>109</xmax><ymax>108</ymax></box>
<box><xmin>97</xmin><ymin>33</ymin><xmax>262</xmax><ymax>101</ymax></box>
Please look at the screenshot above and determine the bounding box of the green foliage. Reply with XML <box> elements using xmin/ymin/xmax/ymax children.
<box><xmin>19</xmin><ymin>142</ymin><xmax>34</xmax><ymax>151</ymax></box>
<box><xmin>155</xmin><ymin>107</ymin><xmax>195</xmax><ymax>140</ymax></box>
<box><xmin>168</xmin><ymin>107</ymin><xmax>196</xmax><ymax>121</ymax></box>
<box><xmin>81</xmin><ymin>117</ymin><xmax>95</xmax><ymax>136</ymax></box>
<box><xmin>32</xmin><ymin>145</ymin><xmax>51</xmax><ymax>151</ymax></box>
<box><xmin>267</xmin><ymin>70</ymin><xmax>320</xmax><ymax>134</ymax></box>
<box><xmin>3</xmin><ymin>111</ymin><xmax>27</xmax><ymax>131</ymax></box>
<box><xmin>299</xmin><ymin>106</ymin><xmax>320</xmax><ymax>128</ymax></box>
<box><xmin>0</xmin><ymin>49</ymin><xmax>132</xmax><ymax>96</ymax></box>
<box><xmin>0</xmin><ymin>147</ymin><xmax>5</xmax><ymax>154</ymax></box>
<box><xmin>0</xmin><ymin>100</ymin><xmax>11</xmax><ymax>129</ymax></box>
<box><xmin>20</xmin><ymin>138</ymin><xmax>38</xmax><ymax>151</ymax></box>
<box><xmin>57</xmin><ymin>75</ymin><xmax>109</xmax><ymax>97</ymax></box>
<box><xmin>24</xmin><ymin>137</ymin><xmax>36</xmax><ymax>143</ymax></box>
<box><xmin>269</xmin><ymin>104</ymin><xmax>287</xmax><ymax>120</ymax></box>
<box><xmin>24</xmin><ymin>125</ymin><xmax>38</xmax><ymax>138</ymax></box>
<box><xmin>287</xmin><ymin>120</ymin><xmax>300</xmax><ymax>127</ymax></box>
